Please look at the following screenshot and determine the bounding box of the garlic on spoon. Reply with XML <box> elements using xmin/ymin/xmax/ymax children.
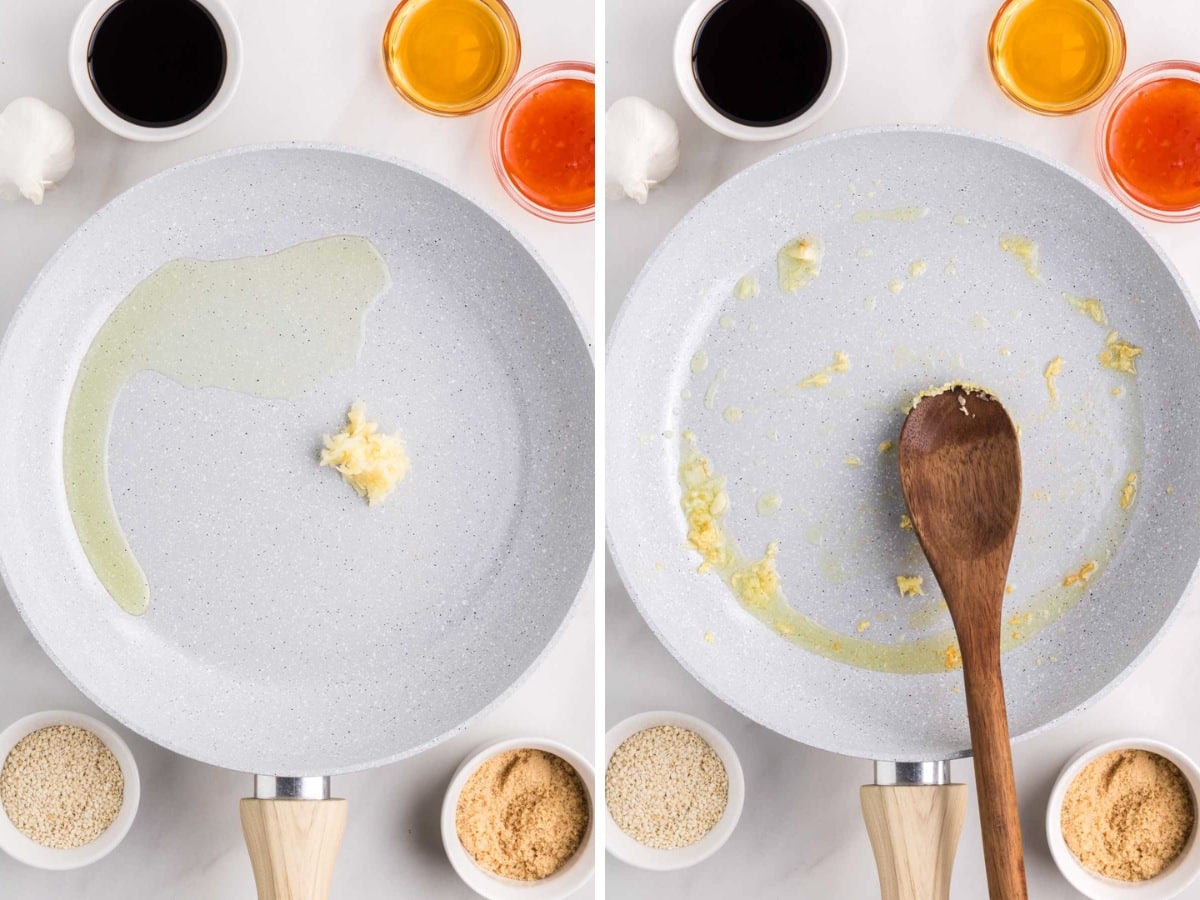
<box><xmin>606</xmin><ymin>96</ymin><xmax>679</xmax><ymax>204</ymax></box>
<box><xmin>0</xmin><ymin>97</ymin><xmax>76</xmax><ymax>205</ymax></box>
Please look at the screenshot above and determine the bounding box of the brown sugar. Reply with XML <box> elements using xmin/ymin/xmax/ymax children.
<box><xmin>1061</xmin><ymin>749</ymin><xmax>1195</xmax><ymax>881</ymax></box>
<box><xmin>455</xmin><ymin>748</ymin><xmax>589</xmax><ymax>881</ymax></box>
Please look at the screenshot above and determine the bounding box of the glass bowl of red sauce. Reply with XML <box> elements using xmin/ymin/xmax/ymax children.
<box><xmin>491</xmin><ymin>61</ymin><xmax>595</xmax><ymax>223</ymax></box>
<box><xmin>1096</xmin><ymin>60</ymin><xmax>1200</xmax><ymax>222</ymax></box>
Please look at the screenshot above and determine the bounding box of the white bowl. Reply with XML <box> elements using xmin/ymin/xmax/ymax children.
<box><xmin>441</xmin><ymin>736</ymin><xmax>596</xmax><ymax>899</ymax></box>
<box><xmin>604</xmin><ymin>710</ymin><xmax>744</xmax><ymax>870</ymax></box>
<box><xmin>68</xmin><ymin>0</ymin><xmax>243</xmax><ymax>141</ymax></box>
<box><xmin>0</xmin><ymin>710</ymin><xmax>141</xmax><ymax>869</ymax></box>
<box><xmin>673</xmin><ymin>0</ymin><xmax>848</xmax><ymax>142</ymax></box>
<box><xmin>1047</xmin><ymin>738</ymin><xmax>1200</xmax><ymax>899</ymax></box>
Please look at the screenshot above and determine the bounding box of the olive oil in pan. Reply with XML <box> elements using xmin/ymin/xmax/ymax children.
<box><xmin>63</xmin><ymin>236</ymin><xmax>391</xmax><ymax>615</ymax></box>
<box><xmin>692</xmin><ymin>0</ymin><xmax>832</xmax><ymax>127</ymax></box>
<box><xmin>87</xmin><ymin>0</ymin><xmax>227</xmax><ymax>127</ymax></box>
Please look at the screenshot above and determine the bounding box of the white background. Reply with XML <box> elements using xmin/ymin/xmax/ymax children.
<box><xmin>605</xmin><ymin>0</ymin><xmax>1200</xmax><ymax>898</ymax></box>
<box><xmin>0</xmin><ymin>0</ymin><xmax>595</xmax><ymax>897</ymax></box>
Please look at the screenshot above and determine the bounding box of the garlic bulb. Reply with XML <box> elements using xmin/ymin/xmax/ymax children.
<box><xmin>0</xmin><ymin>97</ymin><xmax>76</xmax><ymax>205</ymax></box>
<box><xmin>605</xmin><ymin>96</ymin><xmax>679</xmax><ymax>204</ymax></box>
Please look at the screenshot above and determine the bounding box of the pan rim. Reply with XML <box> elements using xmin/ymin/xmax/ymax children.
<box><xmin>605</xmin><ymin>123</ymin><xmax>1200</xmax><ymax>762</ymax></box>
<box><xmin>0</xmin><ymin>141</ymin><xmax>596</xmax><ymax>775</ymax></box>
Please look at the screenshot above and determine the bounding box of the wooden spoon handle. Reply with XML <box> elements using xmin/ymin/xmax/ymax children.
<box><xmin>960</xmin><ymin>636</ymin><xmax>1028</xmax><ymax>900</ymax></box>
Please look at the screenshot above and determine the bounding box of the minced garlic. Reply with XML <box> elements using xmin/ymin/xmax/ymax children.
<box><xmin>1063</xmin><ymin>292</ymin><xmax>1108</xmax><ymax>325</ymax></box>
<box><xmin>906</xmin><ymin>381</ymin><xmax>994</xmax><ymax>412</ymax></box>
<box><xmin>896</xmin><ymin>575</ymin><xmax>924</xmax><ymax>597</ymax></box>
<box><xmin>734</xmin><ymin>274</ymin><xmax>759</xmax><ymax>300</ymax></box>
<box><xmin>777</xmin><ymin>234</ymin><xmax>824</xmax><ymax>292</ymax></box>
<box><xmin>680</xmin><ymin>441</ymin><xmax>783</xmax><ymax>612</ymax></box>
<box><xmin>730</xmin><ymin>542</ymin><xmax>780</xmax><ymax>608</ymax></box>
<box><xmin>679</xmin><ymin>452</ymin><xmax>732</xmax><ymax>574</ymax></box>
<box><xmin>1063</xmin><ymin>561</ymin><xmax>1097</xmax><ymax>587</ymax></box>
<box><xmin>799</xmin><ymin>350</ymin><xmax>850</xmax><ymax>388</ymax></box>
<box><xmin>1099</xmin><ymin>331</ymin><xmax>1142</xmax><ymax>375</ymax></box>
<box><xmin>999</xmin><ymin>234</ymin><xmax>1041</xmax><ymax>280</ymax></box>
<box><xmin>1044</xmin><ymin>357</ymin><xmax>1064</xmax><ymax>403</ymax></box>
<box><xmin>944</xmin><ymin>644</ymin><xmax>962</xmax><ymax>670</ymax></box>
<box><xmin>320</xmin><ymin>401</ymin><xmax>410</xmax><ymax>505</ymax></box>
<box><xmin>1121</xmin><ymin>472</ymin><xmax>1138</xmax><ymax>510</ymax></box>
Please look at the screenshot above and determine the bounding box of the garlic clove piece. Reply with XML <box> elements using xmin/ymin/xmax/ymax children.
<box><xmin>0</xmin><ymin>97</ymin><xmax>76</xmax><ymax>206</ymax></box>
<box><xmin>605</xmin><ymin>96</ymin><xmax>680</xmax><ymax>205</ymax></box>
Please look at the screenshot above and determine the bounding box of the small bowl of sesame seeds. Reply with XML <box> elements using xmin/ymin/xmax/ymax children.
<box><xmin>604</xmin><ymin>710</ymin><xmax>744</xmax><ymax>870</ymax></box>
<box><xmin>0</xmin><ymin>710</ymin><xmax>139</xmax><ymax>869</ymax></box>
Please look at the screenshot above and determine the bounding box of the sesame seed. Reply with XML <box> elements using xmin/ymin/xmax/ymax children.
<box><xmin>0</xmin><ymin>725</ymin><xmax>124</xmax><ymax>849</ymax></box>
<box><xmin>605</xmin><ymin>725</ymin><xmax>728</xmax><ymax>849</ymax></box>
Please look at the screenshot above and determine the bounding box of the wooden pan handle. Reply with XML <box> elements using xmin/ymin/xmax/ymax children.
<box><xmin>960</xmin><ymin>632</ymin><xmax>1028</xmax><ymax>899</ymax></box>
<box><xmin>860</xmin><ymin>784</ymin><xmax>968</xmax><ymax>900</ymax></box>
<box><xmin>240</xmin><ymin>799</ymin><xmax>347</xmax><ymax>900</ymax></box>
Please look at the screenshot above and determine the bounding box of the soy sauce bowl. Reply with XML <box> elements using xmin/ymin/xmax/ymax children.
<box><xmin>68</xmin><ymin>0</ymin><xmax>243</xmax><ymax>142</ymax></box>
<box><xmin>673</xmin><ymin>0</ymin><xmax>848</xmax><ymax>142</ymax></box>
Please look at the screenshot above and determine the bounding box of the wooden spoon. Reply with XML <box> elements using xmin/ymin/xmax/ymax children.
<box><xmin>898</xmin><ymin>385</ymin><xmax>1027</xmax><ymax>900</ymax></box>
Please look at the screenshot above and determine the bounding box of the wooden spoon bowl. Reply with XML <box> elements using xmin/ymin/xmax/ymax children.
<box><xmin>899</xmin><ymin>385</ymin><xmax>1027</xmax><ymax>900</ymax></box>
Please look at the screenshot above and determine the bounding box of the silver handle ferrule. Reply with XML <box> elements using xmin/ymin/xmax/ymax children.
<box><xmin>254</xmin><ymin>775</ymin><xmax>331</xmax><ymax>800</ymax></box>
<box><xmin>874</xmin><ymin>760</ymin><xmax>952</xmax><ymax>786</ymax></box>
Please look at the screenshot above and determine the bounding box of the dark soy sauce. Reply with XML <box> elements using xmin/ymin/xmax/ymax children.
<box><xmin>692</xmin><ymin>0</ymin><xmax>832</xmax><ymax>127</ymax></box>
<box><xmin>88</xmin><ymin>0</ymin><xmax>227</xmax><ymax>128</ymax></box>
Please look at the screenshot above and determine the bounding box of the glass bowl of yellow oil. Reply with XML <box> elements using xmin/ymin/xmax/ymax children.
<box><xmin>988</xmin><ymin>0</ymin><xmax>1125</xmax><ymax>115</ymax></box>
<box><xmin>383</xmin><ymin>0</ymin><xmax>520</xmax><ymax>116</ymax></box>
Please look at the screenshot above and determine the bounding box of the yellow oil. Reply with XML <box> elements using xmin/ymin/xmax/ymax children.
<box><xmin>64</xmin><ymin>236</ymin><xmax>390</xmax><ymax>615</ymax></box>
<box><xmin>677</xmin><ymin>432</ymin><xmax>1131</xmax><ymax>676</ymax></box>
<box><xmin>383</xmin><ymin>0</ymin><xmax>520</xmax><ymax>116</ymax></box>
<box><xmin>988</xmin><ymin>0</ymin><xmax>1124</xmax><ymax>114</ymax></box>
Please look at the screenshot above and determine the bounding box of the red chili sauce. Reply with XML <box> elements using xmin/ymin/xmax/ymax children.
<box><xmin>500</xmin><ymin>78</ymin><xmax>595</xmax><ymax>213</ymax></box>
<box><xmin>1106</xmin><ymin>77</ymin><xmax>1200</xmax><ymax>211</ymax></box>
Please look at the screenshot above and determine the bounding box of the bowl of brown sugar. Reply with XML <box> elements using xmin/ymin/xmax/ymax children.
<box><xmin>0</xmin><ymin>710</ymin><xmax>140</xmax><ymax>869</ymax></box>
<box><xmin>442</xmin><ymin>737</ymin><xmax>594</xmax><ymax>899</ymax></box>
<box><xmin>1048</xmin><ymin>738</ymin><xmax>1200</xmax><ymax>899</ymax></box>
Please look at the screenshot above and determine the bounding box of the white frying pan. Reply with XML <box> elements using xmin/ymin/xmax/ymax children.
<box><xmin>0</xmin><ymin>145</ymin><xmax>594</xmax><ymax>898</ymax></box>
<box><xmin>607</xmin><ymin>127</ymin><xmax>1200</xmax><ymax>895</ymax></box>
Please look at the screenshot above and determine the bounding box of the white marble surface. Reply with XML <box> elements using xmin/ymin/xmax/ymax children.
<box><xmin>0</xmin><ymin>0</ymin><xmax>595</xmax><ymax>897</ymax></box>
<box><xmin>605</xmin><ymin>0</ymin><xmax>1200</xmax><ymax>897</ymax></box>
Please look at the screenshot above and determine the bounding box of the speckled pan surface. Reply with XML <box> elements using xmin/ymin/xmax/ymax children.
<box><xmin>607</xmin><ymin>126</ymin><xmax>1200</xmax><ymax>761</ymax></box>
<box><xmin>0</xmin><ymin>144</ymin><xmax>594</xmax><ymax>775</ymax></box>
